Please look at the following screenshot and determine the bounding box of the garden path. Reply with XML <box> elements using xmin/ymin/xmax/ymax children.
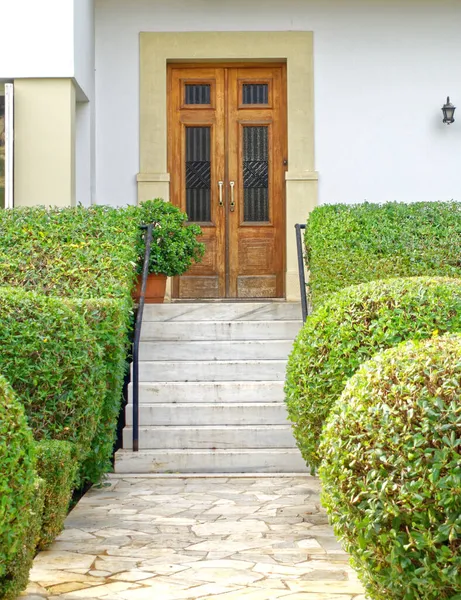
<box><xmin>22</xmin><ymin>475</ymin><xmax>365</xmax><ymax>600</ymax></box>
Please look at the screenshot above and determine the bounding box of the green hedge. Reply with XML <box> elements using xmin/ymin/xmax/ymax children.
<box><xmin>0</xmin><ymin>202</ymin><xmax>203</xmax><ymax>478</ymax></box>
<box><xmin>305</xmin><ymin>201</ymin><xmax>461</xmax><ymax>306</ymax></box>
<box><xmin>0</xmin><ymin>288</ymin><xmax>106</xmax><ymax>464</ymax></box>
<box><xmin>0</xmin><ymin>200</ymin><xmax>204</xmax><ymax>297</ymax></box>
<box><xmin>285</xmin><ymin>277</ymin><xmax>461</xmax><ymax>469</ymax></box>
<box><xmin>65</xmin><ymin>298</ymin><xmax>131</xmax><ymax>482</ymax></box>
<box><xmin>0</xmin><ymin>205</ymin><xmax>139</xmax><ymax>483</ymax></box>
<box><xmin>320</xmin><ymin>335</ymin><xmax>461</xmax><ymax>600</ymax></box>
<box><xmin>3</xmin><ymin>479</ymin><xmax>45</xmax><ymax>600</ymax></box>
<box><xmin>0</xmin><ymin>205</ymin><xmax>139</xmax><ymax>300</ymax></box>
<box><xmin>0</xmin><ymin>202</ymin><xmax>203</xmax><ymax>484</ymax></box>
<box><xmin>35</xmin><ymin>440</ymin><xmax>77</xmax><ymax>550</ymax></box>
<box><xmin>0</xmin><ymin>375</ymin><xmax>40</xmax><ymax>599</ymax></box>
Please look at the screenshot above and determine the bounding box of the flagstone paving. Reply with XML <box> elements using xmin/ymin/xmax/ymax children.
<box><xmin>22</xmin><ymin>475</ymin><xmax>365</xmax><ymax>600</ymax></box>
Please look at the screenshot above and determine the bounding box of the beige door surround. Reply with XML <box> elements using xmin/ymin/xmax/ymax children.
<box><xmin>138</xmin><ymin>31</ymin><xmax>318</xmax><ymax>301</ymax></box>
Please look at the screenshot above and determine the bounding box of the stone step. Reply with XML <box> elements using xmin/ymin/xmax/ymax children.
<box><xmin>140</xmin><ymin>320</ymin><xmax>302</xmax><ymax>341</ymax></box>
<box><xmin>114</xmin><ymin>448</ymin><xmax>309</xmax><ymax>474</ymax></box>
<box><xmin>125</xmin><ymin>403</ymin><xmax>290</xmax><ymax>426</ymax></box>
<box><xmin>128</xmin><ymin>381</ymin><xmax>285</xmax><ymax>403</ymax></box>
<box><xmin>122</xmin><ymin>300</ymin><xmax>303</xmax><ymax>468</ymax></box>
<box><xmin>142</xmin><ymin>302</ymin><xmax>302</xmax><ymax>322</ymax></box>
<box><xmin>135</xmin><ymin>360</ymin><xmax>287</xmax><ymax>382</ymax></box>
<box><xmin>139</xmin><ymin>340</ymin><xmax>294</xmax><ymax>361</ymax></box>
<box><xmin>122</xmin><ymin>425</ymin><xmax>297</xmax><ymax>449</ymax></box>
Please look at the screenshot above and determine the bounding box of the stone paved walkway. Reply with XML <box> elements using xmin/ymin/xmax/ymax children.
<box><xmin>22</xmin><ymin>475</ymin><xmax>365</xmax><ymax>600</ymax></box>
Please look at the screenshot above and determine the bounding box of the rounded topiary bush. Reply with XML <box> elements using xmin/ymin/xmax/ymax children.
<box><xmin>0</xmin><ymin>288</ymin><xmax>106</xmax><ymax>463</ymax></box>
<box><xmin>319</xmin><ymin>335</ymin><xmax>461</xmax><ymax>600</ymax></box>
<box><xmin>36</xmin><ymin>440</ymin><xmax>78</xmax><ymax>550</ymax></box>
<box><xmin>0</xmin><ymin>375</ymin><xmax>38</xmax><ymax>598</ymax></box>
<box><xmin>64</xmin><ymin>297</ymin><xmax>131</xmax><ymax>483</ymax></box>
<box><xmin>285</xmin><ymin>277</ymin><xmax>461</xmax><ymax>469</ymax></box>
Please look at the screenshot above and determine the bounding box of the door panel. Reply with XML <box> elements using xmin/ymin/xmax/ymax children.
<box><xmin>168</xmin><ymin>65</ymin><xmax>286</xmax><ymax>299</ymax></box>
<box><xmin>169</xmin><ymin>68</ymin><xmax>226</xmax><ymax>299</ymax></box>
<box><xmin>228</xmin><ymin>67</ymin><xmax>285</xmax><ymax>298</ymax></box>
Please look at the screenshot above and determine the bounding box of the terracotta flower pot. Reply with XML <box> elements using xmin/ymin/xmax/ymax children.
<box><xmin>133</xmin><ymin>273</ymin><xmax>167</xmax><ymax>304</ymax></box>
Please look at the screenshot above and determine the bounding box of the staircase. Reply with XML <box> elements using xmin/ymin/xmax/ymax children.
<box><xmin>114</xmin><ymin>302</ymin><xmax>308</xmax><ymax>473</ymax></box>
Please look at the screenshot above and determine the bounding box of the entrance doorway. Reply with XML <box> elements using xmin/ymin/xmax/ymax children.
<box><xmin>168</xmin><ymin>64</ymin><xmax>287</xmax><ymax>299</ymax></box>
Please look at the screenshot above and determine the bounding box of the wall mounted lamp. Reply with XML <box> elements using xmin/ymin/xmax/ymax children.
<box><xmin>442</xmin><ymin>97</ymin><xmax>456</xmax><ymax>125</ymax></box>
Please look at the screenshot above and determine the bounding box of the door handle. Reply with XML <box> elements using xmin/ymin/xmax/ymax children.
<box><xmin>218</xmin><ymin>181</ymin><xmax>224</xmax><ymax>207</ymax></box>
<box><xmin>229</xmin><ymin>181</ymin><xmax>235</xmax><ymax>212</ymax></box>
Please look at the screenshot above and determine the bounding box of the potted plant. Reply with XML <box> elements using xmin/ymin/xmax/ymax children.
<box><xmin>133</xmin><ymin>199</ymin><xmax>205</xmax><ymax>303</ymax></box>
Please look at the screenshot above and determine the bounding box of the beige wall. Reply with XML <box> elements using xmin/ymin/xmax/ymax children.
<box><xmin>139</xmin><ymin>32</ymin><xmax>317</xmax><ymax>301</ymax></box>
<box><xmin>14</xmin><ymin>79</ymin><xmax>76</xmax><ymax>207</ymax></box>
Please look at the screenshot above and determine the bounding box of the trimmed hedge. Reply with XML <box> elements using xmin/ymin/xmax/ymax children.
<box><xmin>35</xmin><ymin>440</ymin><xmax>77</xmax><ymax>550</ymax></box>
<box><xmin>0</xmin><ymin>205</ymin><xmax>139</xmax><ymax>299</ymax></box>
<box><xmin>0</xmin><ymin>201</ymin><xmax>204</xmax><ymax>298</ymax></box>
<box><xmin>0</xmin><ymin>288</ymin><xmax>106</xmax><ymax>463</ymax></box>
<box><xmin>2</xmin><ymin>479</ymin><xmax>45</xmax><ymax>600</ymax></box>
<box><xmin>285</xmin><ymin>277</ymin><xmax>461</xmax><ymax>469</ymax></box>
<box><xmin>0</xmin><ymin>206</ymin><xmax>139</xmax><ymax>483</ymax></box>
<box><xmin>0</xmin><ymin>202</ymin><xmax>204</xmax><ymax>481</ymax></box>
<box><xmin>320</xmin><ymin>335</ymin><xmax>461</xmax><ymax>600</ymax></box>
<box><xmin>305</xmin><ymin>201</ymin><xmax>461</xmax><ymax>306</ymax></box>
<box><xmin>0</xmin><ymin>375</ymin><xmax>40</xmax><ymax>599</ymax></box>
<box><xmin>65</xmin><ymin>298</ymin><xmax>131</xmax><ymax>482</ymax></box>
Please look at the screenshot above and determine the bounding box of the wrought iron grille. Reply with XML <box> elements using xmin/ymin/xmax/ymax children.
<box><xmin>186</xmin><ymin>126</ymin><xmax>211</xmax><ymax>222</ymax></box>
<box><xmin>243</xmin><ymin>126</ymin><xmax>269</xmax><ymax>222</ymax></box>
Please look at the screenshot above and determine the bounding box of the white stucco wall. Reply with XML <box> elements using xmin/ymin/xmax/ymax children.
<box><xmin>96</xmin><ymin>0</ymin><xmax>461</xmax><ymax>207</ymax></box>
<box><xmin>74</xmin><ymin>0</ymin><xmax>96</xmax><ymax>206</ymax></box>
<box><xmin>0</xmin><ymin>0</ymin><xmax>96</xmax><ymax>206</ymax></box>
<box><xmin>0</xmin><ymin>0</ymin><xmax>95</xmax><ymax>98</ymax></box>
<box><xmin>0</xmin><ymin>0</ymin><xmax>74</xmax><ymax>79</ymax></box>
<box><xmin>76</xmin><ymin>100</ymin><xmax>92</xmax><ymax>207</ymax></box>
<box><xmin>74</xmin><ymin>0</ymin><xmax>95</xmax><ymax>100</ymax></box>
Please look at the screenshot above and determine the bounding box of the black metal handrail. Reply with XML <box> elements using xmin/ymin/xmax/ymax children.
<box><xmin>295</xmin><ymin>223</ymin><xmax>308</xmax><ymax>322</ymax></box>
<box><xmin>132</xmin><ymin>223</ymin><xmax>155</xmax><ymax>452</ymax></box>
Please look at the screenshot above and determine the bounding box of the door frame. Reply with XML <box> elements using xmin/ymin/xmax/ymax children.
<box><xmin>138</xmin><ymin>31</ymin><xmax>318</xmax><ymax>301</ymax></box>
<box><xmin>167</xmin><ymin>63</ymin><xmax>287</xmax><ymax>300</ymax></box>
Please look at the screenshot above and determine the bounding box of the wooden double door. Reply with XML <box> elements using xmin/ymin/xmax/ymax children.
<box><xmin>168</xmin><ymin>64</ymin><xmax>287</xmax><ymax>299</ymax></box>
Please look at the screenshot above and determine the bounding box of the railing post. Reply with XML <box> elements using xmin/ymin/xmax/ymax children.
<box><xmin>132</xmin><ymin>223</ymin><xmax>154</xmax><ymax>452</ymax></box>
<box><xmin>295</xmin><ymin>223</ymin><xmax>308</xmax><ymax>322</ymax></box>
